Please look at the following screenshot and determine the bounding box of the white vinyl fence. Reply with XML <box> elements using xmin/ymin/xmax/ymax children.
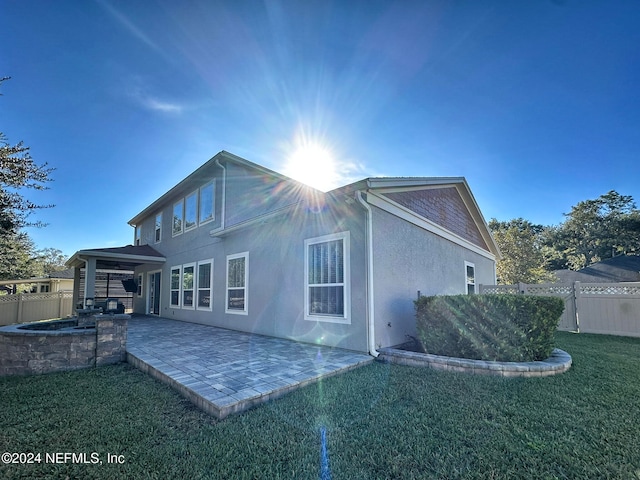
<box><xmin>0</xmin><ymin>291</ymin><xmax>74</xmax><ymax>326</ymax></box>
<box><xmin>479</xmin><ymin>282</ymin><xmax>640</xmax><ymax>337</ymax></box>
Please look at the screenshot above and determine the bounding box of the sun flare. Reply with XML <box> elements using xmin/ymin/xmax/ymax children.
<box><xmin>283</xmin><ymin>142</ymin><xmax>340</xmax><ymax>192</ymax></box>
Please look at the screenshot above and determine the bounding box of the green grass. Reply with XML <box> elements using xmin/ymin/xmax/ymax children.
<box><xmin>2</xmin><ymin>332</ymin><xmax>640</xmax><ymax>479</ymax></box>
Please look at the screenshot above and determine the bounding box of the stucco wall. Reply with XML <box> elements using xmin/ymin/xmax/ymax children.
<box><xmin>134</xmin><ymin>195</ymin><xmax>370</xmax><ymax>353</ymax></box>
<box><xmin>370</xmin><ymin>205</ymin><xmax>496</xmax><ymax>349</ymax></box>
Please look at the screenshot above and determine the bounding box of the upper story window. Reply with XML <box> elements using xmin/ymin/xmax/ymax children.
<box><xmin>155</xmin><ymin>213</ymin><xmax>162</xmax><ymax>243</ymax></box>
<box><xmin>199</xmin><ymin>181</ymin><xmax>215</xmax><ymax>225</ymax></box>
<box><xmin>173</xmin><ymin>200</ymin><xmax>184</xmax><ymax>236</ymax></box>
<box><xmin>304</xmin><ymin>232</ymin><xmax>350</xmax><ymax>324</ymax></box>
<box><xmin>135</xmin><ymin>226</ymin><xmax>141</xmax><ymax>245</ymax></box>
<box><xmin>465</xmin><ymin>261</ymin><xmax>476</xmax><ymax>294</ymax></box>
<box><xmin>185</xmin><ymin>191</ymin><xmax>198</xmax><ymax>231</ymax></box>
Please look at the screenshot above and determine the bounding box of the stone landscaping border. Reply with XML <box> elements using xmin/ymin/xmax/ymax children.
<box><xmin>377</xmin><ymin>347</ymin><xmax>572</xmax><ymax>377</ymax></box>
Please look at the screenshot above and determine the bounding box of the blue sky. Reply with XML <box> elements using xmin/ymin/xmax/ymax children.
<box><xmin>2</xmin><ymin>1</ymin><xmax>639</xmax><ymax>259</ymax></box>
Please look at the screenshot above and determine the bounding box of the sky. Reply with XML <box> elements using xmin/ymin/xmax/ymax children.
<box><xmin>2</xmin><ymin>0</ymin><xmax>639</xmax><ymax>259</ymax></box>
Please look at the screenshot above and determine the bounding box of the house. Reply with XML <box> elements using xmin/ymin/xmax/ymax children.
<box><xmin>67</xmin><ymin>151</ymin><xmax>500</xmax><ymax>355</ymax></box>
<box><xmin>0</xmin><ymin>268</ymin><xmax>75</xmax><ymax>295</ymax></box>
<box><xmin>553</xmin><ymin>254</ymin><xmax>640</xmax><ymax>284</ymax></box>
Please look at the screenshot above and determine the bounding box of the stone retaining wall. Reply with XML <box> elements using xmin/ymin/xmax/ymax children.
<box><xmin>0</xmin><ymin>315</ymin><xmax>128</xmax><ymax>376</ymax></box>
<box><xmin>377</xmin><ymin>348</ymin><xmax>572</xmax><ymax>377</ymax></box>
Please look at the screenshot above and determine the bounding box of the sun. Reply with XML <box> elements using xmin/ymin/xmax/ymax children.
<box><xmin>282</xmin><ymin>142</ymin><xmax>339</xmax><ymax>192</ymax></box>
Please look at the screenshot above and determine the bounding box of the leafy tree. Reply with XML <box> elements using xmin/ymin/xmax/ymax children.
<box><xmin>0</xmin><ymin>230</ymin><xmax>39</xmax><ymax>281</ymax></box>
<box><xmin>32</xmin><ymin>247</ymin><xmax>68</xmax><ymax>276</ymax></box>
<box><xmin>488</xmin><ymin>218</ymin><xmax>556</xmax><ymax>284</ymax></box>
<box><xmin>546</xmin><ymin>190</ymin><xmax>640</xmax><ymax>270</ymax></box>
<box><xmin>0</xmin><ymin>77</ymin><xmax>54</xmax><ymax>236</ymax></box>
<box><xmin>1</xmin><ymin>77</ymin><xmax>55</xmax><ymax>280</ymax></box>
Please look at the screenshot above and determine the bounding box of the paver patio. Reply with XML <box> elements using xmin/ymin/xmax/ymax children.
<box><xmin>126</xmin><ymin>316</ymin><xmax>373</xmax><ymax>419</ymax></box>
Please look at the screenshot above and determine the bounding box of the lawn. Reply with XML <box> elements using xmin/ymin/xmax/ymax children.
<box><xmin>2</xmin><ymin>332</ymin><xmax>640</xmax><ymax>479</ymax></box>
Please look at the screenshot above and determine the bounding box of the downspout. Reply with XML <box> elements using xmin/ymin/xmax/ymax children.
<box><xmin>356</xmin><ymin>190</ymin><xmax>378</xmax><ymax>358</ymax></box>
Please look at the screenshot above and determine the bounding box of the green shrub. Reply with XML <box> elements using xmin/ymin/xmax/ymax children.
<box><xmin>415</xmin><ymin>294</ymin><xmax>564</xmax><ymax>362</ymax></box>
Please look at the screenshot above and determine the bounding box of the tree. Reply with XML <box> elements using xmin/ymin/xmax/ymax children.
<box><xmin>1</xmin><ymin>77</ymin><xmax>55</xmax><ymax>280</ymax></box>
<box><xmin>488</xmin><ymin>218</ymin><xmax>556</xmax><ymax>285</ymax></box>
<box><xmin>0</xmin><ymin>230</ymin><xmax>39</xmax><ymax>281</ymax></box>
<box><xmin>1</xmin><ymin>77</ymin><xmax>54</xmax><ymax>236</ymax></box>
<box><xmin>546</xmin><ymin>190</ymin><xmax>640</xmax><ymax>270</ymax></box>
<box><xmin>32</xmin><ymin>247</ymin><xmax>68</xmax><ymax>276</ymax></box>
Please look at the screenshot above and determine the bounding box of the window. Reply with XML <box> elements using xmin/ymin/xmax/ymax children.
<box><xmin>465</xmin><ymin>261</ymin><xmax>476</xmax><ymax>294</ymax></box>
<box><xmin>305</xmin><ymin>232</ymin><xmax>350</xmax><ymax>323</ymax></box>
<box><xmin>197</xmin><ymin>260</ymin><xmax>213</xmax><ymax>310</ymax></box>
<box><xmin>155</xmin><ymin>213</ymin><xmax>162</xmax><ymax>243</ymax></box>
<box><xmin>40</xmin><ymin>285</ymin><xmax>50</xmax><ymax>293</ymax></box>
<box><xmin>170</xmin><ymin>267</ymin><xmax>181</xmax><ymax>307</ymax></box>
<box><xmin>185</xmin><ymin>191</ymin><xmax>198</xmax><ymax>231</ymax></box>
<box><xmin>226</xmin><ymin>252</ymin><xmax>248</xmax><ymax>314</ymax></box>
<box><xmin>173</xmin><ymin>200</ymin><xmax>184</xmax><ymax>236</ymax></box>
<box><xmin>199</xmin><ymin>182</ymin><xmax>215</xmax><ymax>225</ymax></box>
<box><xmin>182</xmin><ymin>264</ymin><xmax>195</xmax><ymax>309</ymax></box>
<box><xmin>137</xmin><ymin>274</ymin><xmax>143</xmax><ymax>297</ymax></box>
<box><xmin>135</xmin><ymin>226</ymin><xmax>141</xmax><ymax>245</ymax></box>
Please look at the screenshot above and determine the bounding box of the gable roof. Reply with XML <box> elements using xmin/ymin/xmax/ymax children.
<box><xmin>554</xmin><ymin>254</ymin><xmax>640</xmax><ymax>283</ymax></box>
<box><xmin>127</xmin><ymin>151</ymin><xmax>500</xmax><ymax>259</ymax></box>
<box><xmin>128</xmin><ymin>150</ymin><xmax>320</xmax><ymax>227</ymax></box>
<box><xmin>67</xmin><ymin>245</ymin><xmax>166</xmax><ymax>270</ymax></box>
<box><xmin>330</xmin><ymin>177</ymin><xmax>501</xmax><ymax>259</ymax></box>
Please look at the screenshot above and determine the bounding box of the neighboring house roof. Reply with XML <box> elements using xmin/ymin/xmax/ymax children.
<box><xmin>554</xmin><ymin>255</ymin><xmax>640</xmax><ymax>283</ymax></box>
<box><xmin>66</xmin><ymin>245</ymin><xmax>166</xmax><ymax>270</ymax></box>
<box><xmin>0</xmin><ymin>268</ymin><xmax>76</xmax><ymax>286</ymax></box>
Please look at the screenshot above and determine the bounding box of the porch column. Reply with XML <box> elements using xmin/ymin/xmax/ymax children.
<box><xmin>73</xmin><ymin>266</ymin><xmax>82</xmax><ymax>309</ymax></box>
<box><xmin>84</xmin><ymin>257</ymin><xmax>97</xmax><ymax>307</ymax></box>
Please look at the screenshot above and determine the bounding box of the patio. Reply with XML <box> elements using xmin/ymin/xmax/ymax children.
<box><xmin>126</xmin><ymin>316</ymin><xmax>373</xmax><ymax>419</ymax></box>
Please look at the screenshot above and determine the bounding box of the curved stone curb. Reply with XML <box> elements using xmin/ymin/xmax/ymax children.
<box><xmin>377</xmin><ymin>347</ymin><xmax>572</xmax><ymax>377</ymax></box>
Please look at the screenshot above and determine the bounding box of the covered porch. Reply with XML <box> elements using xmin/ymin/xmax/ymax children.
<box><xmin>66</xmin><ymin>245</ymin><xmax>166</xmax><ymax>312</ymax></box>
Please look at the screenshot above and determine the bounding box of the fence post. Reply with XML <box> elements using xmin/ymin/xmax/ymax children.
<box><xmin>17</xmin><ymin>293</ymin><xmax>24</xmax><ymax>324</ymax></box>
<box><xmin>58</xmin><ymin>291</ymin><xmax>64</xmax><ymax>318</ymax></box>
<box><xmin>573</xmin><ymin>281</ymin><xmax>581</xmax><ymax>333</ymax></box>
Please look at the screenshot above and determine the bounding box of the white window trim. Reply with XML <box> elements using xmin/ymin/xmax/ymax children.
<box><xmin>155</xmin><ymin>213</ymin><xmax>162</xmax><ymax>243</ymax></box>
<box><xmin>182</xmin><ymin>262</ymin><xmax>196</xmax><ymax>310</ymax></box>
<box><xmin>135</xmin><ymin>226</ymin><xmax>141</xmax><ymax>246</ymax></box>
<box><xmin>196</xmin><ymin>259</ymin><xmax>214</xmax><ymax>311</ymax></box>
<box><xmin>465</xmin><ymin>261</ymin><xmax>476</xmax><ymax>294</ymax></box>
<box><xmin>172</xmin><ymin>200</ymin><xmax>184</xmax><ymax>237</ymax></box>
<box><xmin>225</xmin><ymin>252</ymin><xmax>249</xmax><ymax>315</ymax></box>
<box><xmin>199</xmin><ymin>181</ymin><xmax>215</xmax><ymax>226</ymax></box>
<box><xmin>137</xmin><ymin>274</ymin><xmax>143</xmax><ymax>297</ymax></box>
<box><xmin>170</xmin><ymin>266</ymin><xmax>182</xmax><ymax>308</ymax></box>
<box><xmin>304</xmin><ymin>231</ymin><xmax>351</xmax><ymax>324</ymax></box>
<box><xmin>184</xmin><ymin>190</ymin><xmax>199</xmax><ymax>232</ymax></box>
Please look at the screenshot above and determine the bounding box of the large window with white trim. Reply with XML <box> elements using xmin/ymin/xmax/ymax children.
<box><xmin>304</xmin><ymin>232</ymin><xmax>350</xmax><ymax>323</ymax></box>
<box><xmin>182</xmin><ymin>263</ymin><xmax>195</xmax><ymax>309</ymax></box>
<box><xmin>172</xmin><ymin>200</ymin><xmax>184</xmax><ymax>236</ymax></box>
<box><xmin>185</xmin><ymin>191</ymin><xmax>198</xmax><ymax>231</ymax></box>
<box><xmin>199</xmin><ymin>182</ymin><xmax>215</xmax><ymax>225</ymax></box>
<box><xmin>226</xmin><ymin>252</ymin><xmax>248</xmax><ymax>314</ymax></box>
<box><xmin>155</xmin><ymin>213</ymin><xmax>162</xmax><ymax>243</ymax></box>
<box><xmin>197</xmin><ymin>260</ymin><xmax>213</xmax><ymax>310</ymax></box>
<box><xmin>465</xmin><ymin>261</ymin><xmax>476</xmax><ymax>294</ymax></box>
<box><xmin>170</xmin><ymin>266</ymin><xmax>181</xmax><ymax>307</ymax></box>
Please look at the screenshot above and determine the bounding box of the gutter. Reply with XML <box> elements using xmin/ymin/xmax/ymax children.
<box><xmin>356</xmin><ymin>190</ymin><xmax>378</xmax><ymax>358</ymax></box>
